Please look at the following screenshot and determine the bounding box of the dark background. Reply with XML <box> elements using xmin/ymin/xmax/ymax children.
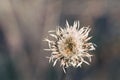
<box><xmin>0</xmin><ymin>0</ymin><xmax>120</xmax><ymax>80</ymax></box>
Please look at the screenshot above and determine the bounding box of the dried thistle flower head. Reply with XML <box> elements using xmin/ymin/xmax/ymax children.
<box><xmin>44</xmin><ymin>21</ymin><xmax>96</xmax><ymax>73</ymax></box>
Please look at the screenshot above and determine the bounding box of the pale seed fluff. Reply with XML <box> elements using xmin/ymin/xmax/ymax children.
<box><xmin>44</xmin><ymin>21</ymin><xmax>96</xmax><ymax>73</ymax></box>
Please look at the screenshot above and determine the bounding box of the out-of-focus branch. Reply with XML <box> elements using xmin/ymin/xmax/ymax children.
<box><xmin>0</xmin><ymin>0</ymin><xmax>34</xmax><ymax>80</ymax></box>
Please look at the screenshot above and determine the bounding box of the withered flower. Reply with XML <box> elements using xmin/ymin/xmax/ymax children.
<box><xmin>44</xmin><ymin>21</ymin><xmax>96</xmax><ymax>73</ymax></box>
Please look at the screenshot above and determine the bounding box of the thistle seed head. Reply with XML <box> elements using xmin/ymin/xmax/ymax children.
<box><xmin>44</xmin><ymin>21</ymin><xmax>96</xmax><ymax>73</ymax></box>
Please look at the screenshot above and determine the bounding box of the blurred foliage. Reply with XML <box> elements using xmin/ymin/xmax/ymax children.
<box><xmin>0</xmin><ymin>0</ymin><xmax>120</xmax><ymax>80</ymax></box>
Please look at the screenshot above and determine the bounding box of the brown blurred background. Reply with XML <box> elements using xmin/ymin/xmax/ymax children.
<box><xmin>0</xmin><ymin>0</ymin><xmax>120</xmax><ymax>80</ymax></box>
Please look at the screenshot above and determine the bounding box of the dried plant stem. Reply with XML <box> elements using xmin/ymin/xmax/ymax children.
<box><xmin>60</xmin><ymin>68</ymin><xmax>71</xmax><ymax>80</ymax></box>
<box><xmin>62</xmin><ymin>69</ymin><xmax>67</xmax><ymax>80</ymax></box>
